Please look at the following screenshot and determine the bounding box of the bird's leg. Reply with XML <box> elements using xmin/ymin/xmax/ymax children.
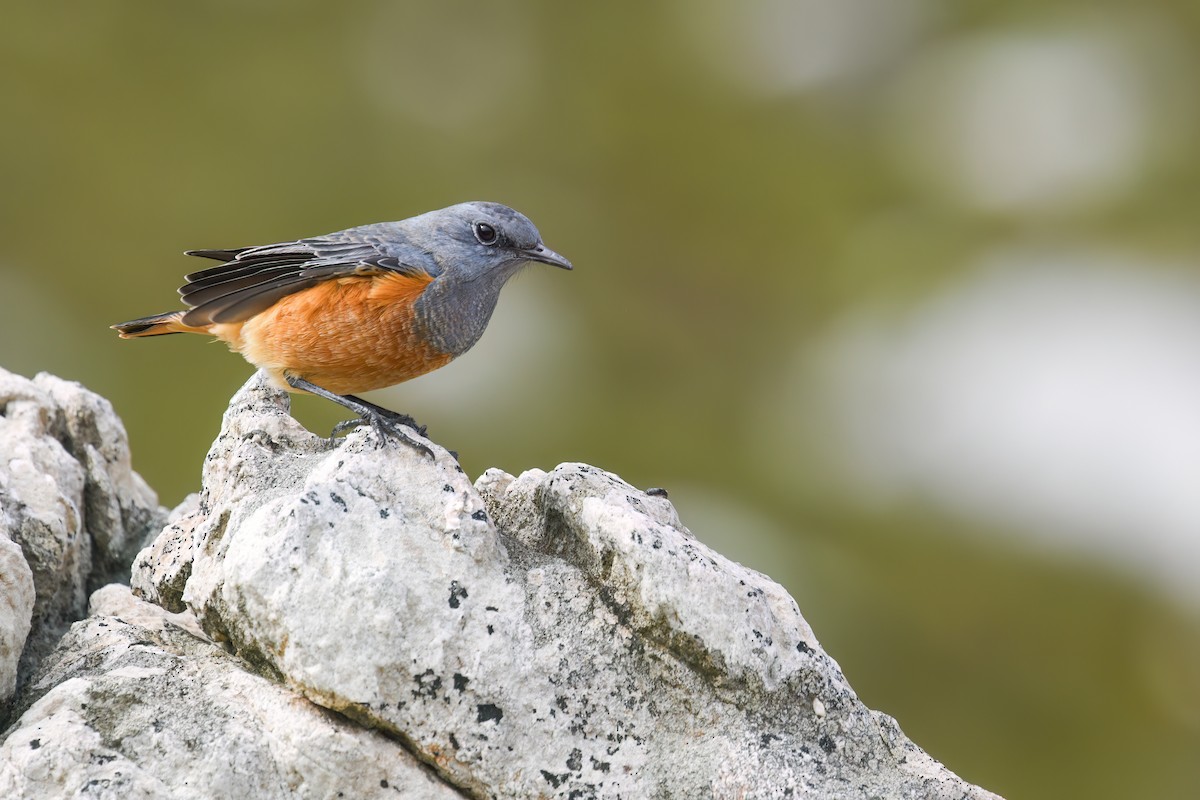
<box><xmin>284</xmin><ymin>375</ymin><xmax>433</xmax><ymax>458</ymax></box>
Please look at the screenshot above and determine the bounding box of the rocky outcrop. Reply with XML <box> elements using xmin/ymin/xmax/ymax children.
<box><xmin>0</xmin><ymin>368</ymin><xmax>1003</xmax><ymax>799</ymax></box>
<box><xmin>0</xmin><ymin>584</ymin><xmax>457</xmax><ymax>799</ymax></box>
<box><xmin>0</xmin><ymin>369</ymin><xmax>167</xmax><ymax>716</ymax></box>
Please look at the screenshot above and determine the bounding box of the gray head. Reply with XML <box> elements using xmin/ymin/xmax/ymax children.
<box><xmin>398</xmin><ymin>201</ymin><xmax>572</xmax><ymax>280</ymax></box>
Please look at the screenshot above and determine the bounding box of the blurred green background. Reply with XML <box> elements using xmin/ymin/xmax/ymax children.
<box><xmin>3</xmin><ymin>2</ymin><xmax>1200</xmax><ymax>797</ymax></box>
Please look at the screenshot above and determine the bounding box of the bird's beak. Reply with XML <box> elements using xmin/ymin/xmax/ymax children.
<box><xmin>523</xmin><ymin>243</ymin><xmax>573</xmax><ymax>270</ymax></box>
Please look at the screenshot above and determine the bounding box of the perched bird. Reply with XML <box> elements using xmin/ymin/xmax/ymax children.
<box><xmin>113</xmin><ymin>201</ymin><xmax>572</xmax><ymax>454</ymax></box>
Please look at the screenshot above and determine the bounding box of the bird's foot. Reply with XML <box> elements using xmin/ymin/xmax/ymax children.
<box><xmin>328</xmin><ymin>418</ymin><xmax>365</xmax><ymax>440</ymax></box>
<box><xmin>369</xmin><ymin>411</ymin><xmax>435</xmax><ymax>458</ymax></box>
<box><xmin>385</xmin><ymin>409</ymin><xmax>427</xmax><ymax>436</ymax></box>
<box><xmin>330</xmin><ymin>409</ymin><xmax>427</xmax><ymax>439</ymax></box>
<box><xmin>331</xmin><ymin>411</ymin><xmax>434</xmax><ymax>459</ymax></box>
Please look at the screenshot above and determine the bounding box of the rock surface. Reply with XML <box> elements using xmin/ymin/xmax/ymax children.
<box><xmin>0</xmin><ymin>584</ymin><xmax>459</xmax><ymax>800</ymax></box>
<box><xmin>0</xmin><ymin>534</ymin><xmax>33</xmax><ymax>704</ymax></box>
<box><xmin>1</xmin><ymin>369</ymin><xmax>1004</xmax><ymax>798</ymax></box>
<box><xmin>0</xmin><ymin>369</ymin><xmax>167</xmax><ymax>715</ymax></box>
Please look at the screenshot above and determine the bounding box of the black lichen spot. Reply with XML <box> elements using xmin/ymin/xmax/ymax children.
<box><xmin>448</xmin><ymin>732</ymin><xmax>460</xmax><ymax>750</ymax></box>
<box><xmin>486</xmin><ymin>624</ymin><xmax>494</xmax><ymax>635</ymax></box>
<box><xmin>443</xmin><ymin>484</ymin><xmax>455</xmax><ymax>492</ymax></box>
<box><xmin>476</xmin><ymin>703</ymin><xmax>503</xmax><ymax>724</ymax></box>
<box><xmin>818</xmin><ymin>734</ymin><xmax>836</xmax><ymax>754</ymax></box>
<box><xmin>29</xmin><ymin>739</ymin><xmax>41</xmax><ymax>750</ymax></box>
<box><xmin>646</xmin><ymin>487</ymin><xmax>668</xmax><ymax>498</ymax></box>
<box><xmin>566</xmin><ymin>748</ymin><xmax>583</xmax><ymax>772</ymax></box>
<box><xmin>471</xmin><ymin>509</ymin><xmax>488</xmax><ymax>522</ymax></box>
<box><xmin>379</xmin><ymin>779</ymin><xmax>388</xmax><ymax>788</ymax></box>
<box><xmin>329</xmin><ymin>492</ymin><xmax>347</xmax><ymax>511</ymax></box>
<box><xmin>453</xmin><ymin>673</ymin><xmax>469</xmax><ymax>693</ymax></box>
<box><xmin>797</xmin><ymin>641</ymin><xmax>811</xmax><ymax>654</ymax></box>
<box><xmin>485</xmin><ymin>605</ymin><xmax>498</xmax><ymax>612</ymax></box>
<box><xmin>379</xmin><ymin>508</ymin><xmax>390</xmax><ymax>519</ymax></box>
<box><xmin>412</xmin><ymin>669</ymin><xmax>442</xmax><ymax>699</ymax></box>
<box><xmin>540</xmin><ymin>770</ymin><xmax>568</xmax><ymax>788</ymax></box>
<box><xmin>449</xmin><ymin>581</ymin><xmax>468</xmax><ymax>609</ymax></box>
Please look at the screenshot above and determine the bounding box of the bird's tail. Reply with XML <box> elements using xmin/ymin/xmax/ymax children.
<box><xmin>111</xmin><ymin>311</ymin><xmax>206</xmax><ymax>338</ymax></box>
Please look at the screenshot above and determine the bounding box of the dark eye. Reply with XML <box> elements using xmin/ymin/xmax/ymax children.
<box><xmin>473</xmin><ymin>222</ymin><xmax>499</xmax><ymax>246</ymax></box>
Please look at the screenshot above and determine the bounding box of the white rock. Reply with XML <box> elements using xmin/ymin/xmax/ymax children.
<box><xmin>125</xmin><ymin>373</ymin><xmax>1001</xmax><ymax>799</ymax></box>
<box><xmin>0</xmin><ymin>534</ymin><xmax>34</xmax><ymax>703</ymax></box>
<box><xmin>0</xmin><ymin>585</ymin><xmax>459</xmax><ymax>800</ymax></box>
<box><xmin>0</xmin><ymin>367</ymin><xmax>168</xmax><ymax>709</ymax></box>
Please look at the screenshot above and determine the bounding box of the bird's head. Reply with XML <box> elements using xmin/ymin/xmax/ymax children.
<box><xmin>405</xmin><ymin>201</ymin><xmax>572</xmax><ymax>281</ymax></box>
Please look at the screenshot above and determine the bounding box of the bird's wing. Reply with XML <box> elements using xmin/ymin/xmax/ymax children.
<box><xmin>178</xmin><ymin>229</ymin><xmax>439</xmax><ymax>326</ymax></box>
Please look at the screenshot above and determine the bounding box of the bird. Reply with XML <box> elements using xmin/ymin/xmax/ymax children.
<box><xmin>112</xmin><ymin>201</ymin><xmax>572</xmax><ymax>455</ymax></box>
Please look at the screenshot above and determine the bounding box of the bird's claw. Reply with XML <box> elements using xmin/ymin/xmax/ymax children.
<box><xmin>364</xmin><ymin>412</ymin><xmax>435</xmax><ymax>459</ymax></box>
<box><xmin>330</xmin><ymin>418</ymin><xmax>366</xmax><ymax>439</ymax></box>
<box><xmin>326</xmin><ymin>412</ymin><xmax>434</xmax><ymax>459</ymax></box>
<box><xmin>366</xmin><ymin>409</ymin><xmax>427</xmax><ymax>436</ymax></box>
<box><xmin>330</xmin><ymin>409</ymin><xmax>427</xmax><ymax>441</ymax></box>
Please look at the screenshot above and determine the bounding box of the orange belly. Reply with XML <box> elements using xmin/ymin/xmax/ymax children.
<box><xmin>208</xmin><ymin>272</ymin><xmax>453</xmax><ymax>395</ymax></box>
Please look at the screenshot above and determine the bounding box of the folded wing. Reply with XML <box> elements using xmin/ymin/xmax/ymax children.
<box><xmin>179</xmin><ymin>229</ymin><xmax>439</xmax><ymax>326</ymax></box>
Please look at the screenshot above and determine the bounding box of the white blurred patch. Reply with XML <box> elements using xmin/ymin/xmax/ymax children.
<box><xmin>803</xmin><ymin>247</ymin><xmax>1200</xmax><ymax>606</ymax></box>
<box><xmin>676</xmin><ymin>0</ymin><xmax>930</xmax><ymax>95</ymax></box>
<box><xmin>887</xmin><ymin>30</ymin><xmax>1148</xmax><ymax>213</ymax></box>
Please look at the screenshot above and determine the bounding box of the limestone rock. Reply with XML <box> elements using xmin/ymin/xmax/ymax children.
<box><xmin>0</xmin><ymin>368</ymin><xmax>168</xmax><ymax>712</ymax></box>
<box><xmin>123</xmin><ymin>373</ymin><xmax>1001</xmax><ymax>799</ymax></box>
<box><xmin>0</xmin><ymin>584</ymin><xmax>460</xmax><ymax>800</ymax></box>
<box><xmin>0</xmin><ymin>535</ymin><xmax>33</xmax><ymax>704</ymax></box>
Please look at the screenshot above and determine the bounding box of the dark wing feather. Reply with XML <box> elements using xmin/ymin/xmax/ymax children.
<box><xmin>184</xmin><ymin>273</ymin><xmax>322</xmax><ymax>326</ymax></box>
<box><xmin>180</xmin><ymin>265</ymin><xmax>312</xmax><ymax>308</ymax></box>
<box><xmin>184</xmin><ymin>247</ymin><xmax>251</xmax><ymax>264</ymax></box>
<box><xmin>176</xmin><ymin>228</ymin><xmax>438</xmax><ymax>326</ymax></box>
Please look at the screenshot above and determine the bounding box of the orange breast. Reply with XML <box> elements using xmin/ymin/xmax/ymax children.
<box><xmin>210</xmin><ymin>272</ymin><xmax>453</xmax><ymax>395</ymax></box>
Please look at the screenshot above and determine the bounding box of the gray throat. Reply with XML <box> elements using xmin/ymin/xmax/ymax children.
<box><xmin>412</xmin><ymin>269</ymin><xmax>515</xmax><ymax>357</ymax></box>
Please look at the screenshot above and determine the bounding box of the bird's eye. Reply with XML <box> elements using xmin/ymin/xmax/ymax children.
<box><xmin>473</xmin><ymin>222</ymin><xmax>499</xmax><ymax>246</ymax></box>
